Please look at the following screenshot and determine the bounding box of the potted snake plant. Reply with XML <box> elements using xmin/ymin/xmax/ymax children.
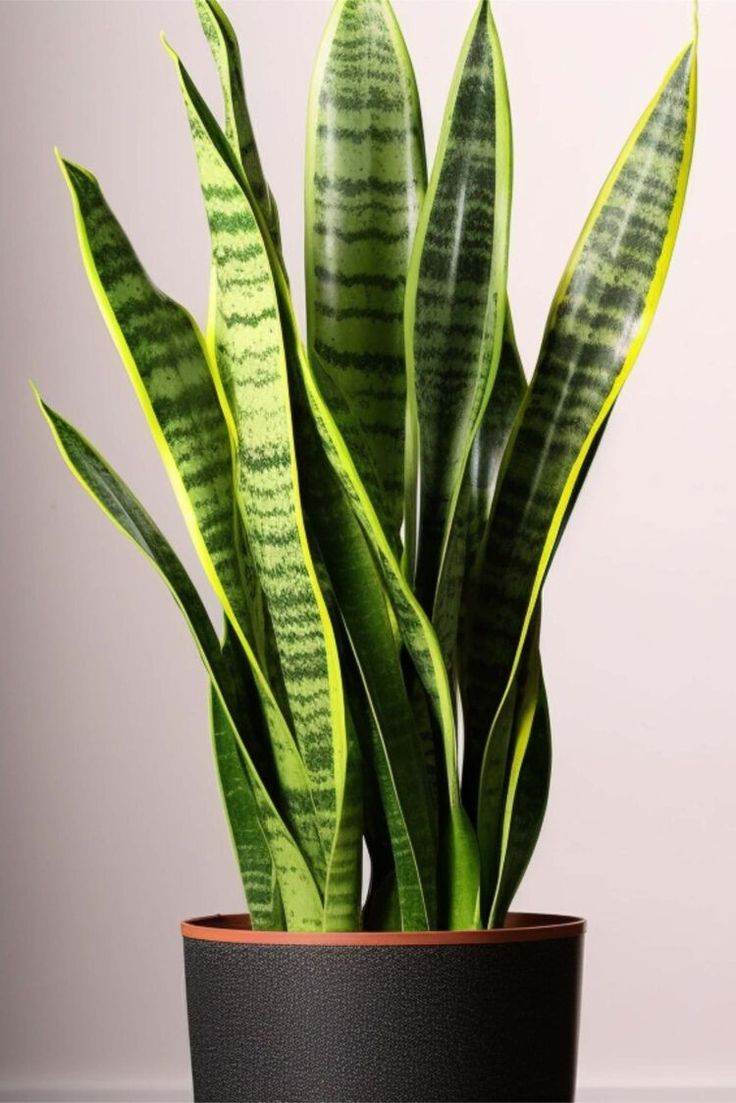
<box><xmin>37</xmin><ymin>0</ymin><xmax>696</xmax><ymax>1100</ymax></box>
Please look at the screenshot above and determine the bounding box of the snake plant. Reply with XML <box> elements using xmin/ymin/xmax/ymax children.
<box><xmin>37</xmin><ymin>0</ymin><xmax>697</xmax><ymax>931</ymax></box>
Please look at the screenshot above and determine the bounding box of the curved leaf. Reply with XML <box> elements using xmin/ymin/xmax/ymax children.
<box><xmin>437</xmin><ymin>308</ymin><xmax>525</xmax><ymax>674</ymax></box>
<box><xmin>405</xmin><ymin>0</ymin><xmax>512</xmax><ymax>610</ymax></box>
<box><xmin>306</xmin><ymin>0</ymin><xmax>426</xmax><ymax>547</ymax></box>
<box><xmin>166</xmin><ymin>32</ymin><xmax>480</xmax><ymax>927</ymax></box>
<box><xmin>465</xmin><ymin>40</ymin><xmax>697</xmax><ymax>817</ymax></box>
<box><xmin>476</xmin><ymin>606</ymin><xmax>539</xmax><ymax>914</ymax></box>
<box><xmin>210</xmin><ymin>677</ymin><xmax>285</xmax><ymax>931</ymax></box>
<box><xmin>169</xmin><ymin>46</ymin><xmax>362</xmax><ymax>928</ymax></box>
<box><xmin>296</xmin><ymin>353</ymin><xmax>480</xmax><ymax>927</ymax></box>
<box><xmin>164</xmin><ymin>38</ymin><xmax>477</xmax><ymax>928</ymax></box>
<box><xmin>488</xmin><ymin>671</ymin><xmax>551</xmax><ymax>928</ymax></box>
<box><xmin>56</xmin><ymin>154</ymin><xmax>326</xmax><ymax>891</ymax></box>
<box><xmin>57</xmin><ymin>155</ymin><xmax>263</xmax><ymax>658</ymax></box>
<box><xmin>36</xmin><ymin>394</ymin><xmax>323</xmax><ymax>930</ymax></box>
<box><xmin>302</xmin><ymin>437</ymin><xmax>437</xmax><ymax>930</ymax></box>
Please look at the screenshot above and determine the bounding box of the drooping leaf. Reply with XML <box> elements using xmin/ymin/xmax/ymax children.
<box><xmin>305</xmin><ymin>0</ymin><xmax>426</xmax><ymax>547</ymax></box>
<box><xmin>57</xmin><ymin>154</ymin><xmax>264</xmax><ymax>659</ymax></box>
<box><xmin>464</xmin><ymin>41</ymin><xmax>697</xmax><ymax>817</ymax></box>
<box><xmin>404</xmin><ymin>0</ymin><xmax>512</xmax><ymax>611</ymax></box>
<box><xmin>37</xmin><ymin>394</ymin><xmax>324</xmax><ymax>930</ymax></box>
<box><xmin>57</xmin><ymin>154</ymin><xmax>326</xmax><ymax>892</ymax></box>
<box><xmin>168</xmin><ymin>46</ymin><xmax>362</xmax><ymax>928</ymax></box>
<box><xmin>194</xmin><ymin>0</ymin><xmax>282</xmax><ymax>249</ymax></box>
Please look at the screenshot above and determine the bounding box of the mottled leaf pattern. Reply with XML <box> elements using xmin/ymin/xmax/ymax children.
<box><xmin>43</xmin><ymin>0</ymin><xmax>696</xmax><ymax>932</ymax></box>
<box><xmin>173</xmin><ymin>53</ymin><xmax>343</xmax><ymax>834</ymax></box>
<box><xmin>306</xmin><ymin>0</ymin><xmax>426</xmax><ymax>547</ymax></box>
<box><xmin>58</xmin><ymin>155</ymin><xmax>326</xmax><ymax>893</ymax></box>
<box><xmin>405</xmin><ymin>0</ymin><xmax>511</xmax><ymax>611</ymax></box>
<box><xmin>37</xmin><ymin>396</ymin><xmax>324</xmax><ymax>930</ymax></box>
<box><xmin>195</xmin><ymin>0</ymin><xmax>282</xmax><ymax>248</ymax></box>
<box><xmin>464</xmin><ymin>45</ymin><xmax>697</xmax><ymax>817</ymax></box>
<box><xmin>293</xmin><ymin>352</ymin><xmax>481</xmax><ymax>926</ymax></box>
<box><xmin>58</xmin><ymin>157</ymin><xmax>262</xmax><ymax>656</ymax></box>
<box><xmin>210</xmin><ymin>681</ymin><xmax>285</xmax><ymax>931</ymax></box>
<box><xmin>170</xmin><ymin>50</ymin><xmax>363</xmax><ymax>927</ymax></box>
<box><xmin>436</xmin><ymin>309</ymin><xmax>525</xmax><ymax>675</ymax></box>
<box><xmin>299</xmin><ymin>421</ymin><xmax>437</xmax><ymax>929</ymax></box>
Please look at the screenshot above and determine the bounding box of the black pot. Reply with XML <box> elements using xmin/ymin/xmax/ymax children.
<box><xmin>182</xmin><ymin>912</ymin><xmax>585</xmax><ymax>1103</ymax></box>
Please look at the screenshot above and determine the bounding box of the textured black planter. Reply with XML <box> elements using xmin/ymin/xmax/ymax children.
<box><xmin>182</xmin><ymin>912</ymin><xmax>585</xmax><ymax>1103</ymax></box>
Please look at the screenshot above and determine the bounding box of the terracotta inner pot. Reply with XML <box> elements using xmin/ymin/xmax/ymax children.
<box><xmin>181</xmin><ymin>910</ymin><xmax>586</xmax><ymax>944</ymax></box>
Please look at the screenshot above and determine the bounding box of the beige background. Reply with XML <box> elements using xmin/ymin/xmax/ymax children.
<box><xmin>1</xmin><ymin>0</ymin><xmax>734</xmax><ymax>1099</ymax></box>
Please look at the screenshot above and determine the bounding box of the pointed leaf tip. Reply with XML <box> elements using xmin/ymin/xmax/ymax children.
<box><xmin>29</xmin><ymin>380</ymin><xmax>44</xmax><ymax>409</ymax></box>
<box><xmin>160</xmin><ymin>32</ymin><xmax>181</xmax><ymax>69</ymax></box>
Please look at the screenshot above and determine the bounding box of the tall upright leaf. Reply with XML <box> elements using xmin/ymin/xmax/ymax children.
<box><xmin>293</xmin><ymin>357</ymin><xmax>481</xmax><ymax>926</ymax></box>
<box><xmin>463</xmin><ymin>310</ymin><xmax>526</xmax><ymax>581</ymax></box>
<box><xmin>488</xmin><ymin>676</ymin><xmax>551</xmax><ymax>927</ymax></box>
<box><xmin>438</xmin><ymin>309</ymin><xmax>525</xmax><ymax>673</ymax></box>
<box><xmin>194</xmin><ymin>0</ymin><xmax>282</xmax><ymax>249</ymax></box>
<box><xmin>464</xmin><ymin>43</ymin><xmax>698</xmax><ymax>820</ymax></box>
<box><xmin>167</xmin><ymin>24</ymin><xmax>480</xmax><ymax>928</ymax></box>
<box><xmin>404</xmin><ymin>0</ymin><xmax>511</xmax><ymax>610</ymax></box>
<box><xmin>305</xmin><ymin>0</ymin><xmax>426</xmax><ymax>547</ymax></box>
<box><xmin>300</xmin><ymin>429</ymin><xmax>438</xmax><ymax>930</ymax></box>
<box><xmin>37</xmin><ymin>395</ymin><xmax>324</xmax><ymax>930</ymax></box>
<box><xmin>168</xmin><ymin>46</ymin><xmax>361</xmax><ymax>927</ymax></box>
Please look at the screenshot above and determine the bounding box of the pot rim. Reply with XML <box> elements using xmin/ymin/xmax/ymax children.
<box><xmin>181</xmin><ymin>911</ymin><xmax>585</xmax><ymax>946</ymax></box>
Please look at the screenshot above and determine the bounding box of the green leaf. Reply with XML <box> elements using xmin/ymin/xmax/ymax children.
<box><xmin>322</xmin><ymin>719</ymin><xmax>363</xmax><ymax>930</ymax></box>
<box><xmin>464</xmin><ymin>40</ymin><xmax>697</xmax><ymax>819</ymax></box>
<box><xmin>36</xmin><ymin>394</ymin><xmax>324</xmax><ymax>930</ymax></box>
<box><xmin>163</xmin><ymin>32</ymin><xmax>479</xmax><ymax>928</ymax></box>
<box><xmin>295</xmin><ymin>349</ymin><xmax>480</xmax><ymax>927</ymax></box>
<box><xmin>476</xmin><ymin>606</ymin><xmax>540</xmax><ymax>916</ymax></box>
<box><xmin>57</xmin><ymin>154</ymin><xmax>264</xmax><ymax>660</ymax></box>
<box><xmin>210</xmin><ymin>675</ymin><xmax>285</xmax><ymax>931</ymax></box>
<box><xmin>404</xmin><ymin>0</ymin><xmax>512</xmax><ymax>611</ymax></box>
<box><xmin>57</xmin><ymin>154</ymin><xmax>326</xmax><ymax>893</ymax></box>
<box><xmin>305</xmin><ymin>0</ymin><xmax>427</xmax><ymax>548</ymax></box>
<box><xmin>301</xmin><ymin>434</ymin><xmax>437</xmax><ymax>929</ymax></box>
<box><xmin>194</xmin><ymin>0</ymin><xmax>282</xmax><ymax>249</ymax></box>
<box><xmin>463</xmin><ymin>310</ymin><xmax>526</xmax><ymax>580</ymax></box>
<box><xmin>488</xmin><ymin>668</ymin><xmax>551</xmax><ymax>928</ymax></box>
<box><xmin>437</xmin><ymin>308</ymin><xmax>525</xmax><ymax>675</ymax></box>
<box><xmin>168</xmin><ymin>45</ymin><xmax>362</xmax><ymax>928</ymax></box>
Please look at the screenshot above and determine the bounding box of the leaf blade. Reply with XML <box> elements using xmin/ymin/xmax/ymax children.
<box><xmin>169</xmin><ymin>49</ymin><xmax>361</xmax><ymax>927</ymax></box>
<box><xmin>195</xmin><ymin>0</ymin><xmax>282</xmax><ymax>248</ymax></box>
<box><xmin>57</xmin><ymin>154</ymin><xmax>327</xmax><ymax>891</ymax></box>
<box><xmin>305</xmin><ymin>0</ymin><xmax>427</xmax><ymax>547</ymax></box>
<box><xmin>464</xmin><ymin>41</ymin><xmax>697</xmax><ymax>816</ymax></box>
<box><xmin>404</xmin><ymin>0</ymin><xmax>512</xmax><ymax>610</ymax></box>
<box><xmin>210</xmin><ymin>678</ymin><xmax>285</xmax><ymax>931</ymax></box>
<box><xmin>37</xmin><ymin>394</ymin><xmax>324</xmax><ymax>930</ymax></box>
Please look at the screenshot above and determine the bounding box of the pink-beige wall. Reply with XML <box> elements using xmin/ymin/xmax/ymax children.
<box><xmin>1</xmin><ymin>1</ymin><xmax>733</xmax><ymax>1098</ymax></box>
